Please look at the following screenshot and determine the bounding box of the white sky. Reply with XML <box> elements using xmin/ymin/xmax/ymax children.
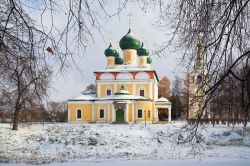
<box><xmin>48</xmin><ymin>2</ymin><xmax>183</xmax><ymax>102</ymax></box>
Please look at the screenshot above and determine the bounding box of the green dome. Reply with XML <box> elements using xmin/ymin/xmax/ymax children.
<box><xmin>115</xmin><ymin>56</ymin><xmax>123</xmax><ymax>65</ymax></box>
<box><xmin>104</xmin><ymin>43</ymin><xmax>117</xmax><ymax>57</ymax></box>
<box><xmin>137</xmin><ymin>43</ymin><xmax>149</xmax><ymax>56</ymax></box>
<box><xmin>119</xmin><ymin>29</ymin><xmax>141</xmax><ymax>50</ymax></box>
<box><xmin>147</xmin><ymin>56</ymin><xmax>152</xmax><ymax>64</ymax></box>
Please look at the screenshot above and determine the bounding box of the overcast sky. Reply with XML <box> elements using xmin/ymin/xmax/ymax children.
<box><xmin>48</xmin><ymin>2</ymin><xmax>183</xmax><ymax>102</ymax></box>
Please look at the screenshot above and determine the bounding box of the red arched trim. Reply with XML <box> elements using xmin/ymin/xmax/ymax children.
<box><xmin>111</xmin><ymin>72</ymin><xmax>119</xmax><ymax>79</ymax></box>
<box><xmin>130</xmin><ymin>72</ymin><xmax>138</xmax><ymax>79</ymax></box>
<box><xmin>146</xmin><ymin>71</ymin><xmax>154</xmax><ymax>79</ymax></box>
<box><xmin>95</xmin><ymin>72</ymin><xmax>102</xmax><ymax>80</ymax></box>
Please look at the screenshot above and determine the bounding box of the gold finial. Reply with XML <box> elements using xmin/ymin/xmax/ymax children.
<box><xmin>128</xmin><ymin>12</ymin><xmax>133</xmax><ymax>28</ymax></box>
<box><xmin>108</xmin><ymin>31</ymin><xmax>112</xmax><ymax>43</ymax></box>
<box><xmin>140</xmin><ymin>29</ymin><xmax>144</xmax><ymax>41</ymax></box>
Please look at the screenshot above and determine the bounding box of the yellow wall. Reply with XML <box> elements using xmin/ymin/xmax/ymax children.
<box><xmin>68</xmin><ymin>101</ymin><xmax>155</xmax><ymax>123</ymax></box>
<box><xmin>100</xmin><ymin>84</ymin><xmax>114</xmax><ymax>97</ymax></box>
<box><xmin>134</xmin><ymin>101</ymin><xmax>153</xmax><ymax>122</ymax></box>
<box><xmin>68</xmin><ymin>103</ymin><xmax>92</xmax><ymax>121</ymax></box>
<box><xmin>135</xmin><ymin>83</ymin><xmax>149</xmax><ymax>98</ymax></box>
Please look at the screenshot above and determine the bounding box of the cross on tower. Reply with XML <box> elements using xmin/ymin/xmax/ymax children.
<box><xmin>128</xmin><ymin>12</ymin><xmax>133</xmax><ymax>28</ymax></box>
<box><xmin>108</xmin><ymin>31</ymin><xmax>112</xmax><ymax>43</ymax></box>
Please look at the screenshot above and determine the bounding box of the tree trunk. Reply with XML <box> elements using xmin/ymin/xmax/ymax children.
<box><xmin>12</xmin><ymin>105</ymin><xmax>21</xmax><ymax>130</ymax></box>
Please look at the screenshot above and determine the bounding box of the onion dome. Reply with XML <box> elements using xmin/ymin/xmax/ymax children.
<box><xmin>115</xmin><ymin>52</ymin><xmax>123</xmax><ymax>65</ymax></box>
<box><xmin>147</xmin><ymin>56</ymin><xmax>152</xmax><ymax>64</ymax></box>
<box><xmin>104</xmin><ymin>43</ymin><xmax>117</xmax><ymax>57</ymax></box>
<box><xmin>119</xmin><ymin>29</ymin><xmax>141</xmax><ymax>50</ymax></box>
<box><xmin>137</xmin><ymin>42</ymin><xmax>149</xmax><ymax>56</ymax></box>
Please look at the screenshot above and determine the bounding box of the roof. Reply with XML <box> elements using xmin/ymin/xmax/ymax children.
<box><xmin>68</xmin><ymin>94</ymin><xmax>151</xmax><ymax>102</ymax></box>
<box><xmin>156</xmin><ymin>97</ymin><xmax>171</xmax><ymax>105</ymax></box>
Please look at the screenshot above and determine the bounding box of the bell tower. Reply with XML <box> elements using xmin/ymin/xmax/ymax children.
<box><xmin>188</xmin><ymin>41</ymin><xmax>208</xmax><ymax>120</ymax></box>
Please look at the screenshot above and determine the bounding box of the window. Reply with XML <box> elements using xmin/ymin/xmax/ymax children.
<box><xmin>137</xmin><ymin>109</ymin><xmax>143</xmax><ymax>118</ymax></box>
<box><xmin>77</xmin><ymin>109</ymin><xmax>82</xmax><ymax>119</ymax></box>
<box><xmin>197</xmin><ymin>75</ymin><xmax>202</xmax><ymax>83</ymax></box>
<box><xmin>148</xmin><ymin>110</ymin><xmax>150</xmax><ymax>118</ymax></box>
<box><xmin>139</xmin><ymin>89</ymin><xmax>145</xmax><ymax>97</ymax></box>
<box><xmin>99</xmin><ymin>109</ymin><xmax>104</xmax><ymax>118</ymax></box>
<box><xmin>106</xmin><ymin>89</ymin><xmax>111</xmax><ymax>96</ymax></box>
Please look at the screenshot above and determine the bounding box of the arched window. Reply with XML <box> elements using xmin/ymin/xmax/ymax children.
<box><xmin>99</xmin><ymin>109</ymin><xmax>105</xmax><ymax>118</ymax></box>
<box><xmin>77</xmin><ymin>109</ymin><xmax>82</xmax><ymax>119</ymax></box>
<box><xmin>139</xmin><ymin>89</ymin><xmax>145</xmax><ymax>97</ymax></box>
<box><xmin>106</xmin><ymin>88</ymin><xmax>112</xmax><ymax>96</ymax></box>
<box><xmin>197</xmin><ymin>75</ymin><xmax>202</xmax><ymax>83</ymax></box>
<box><xmin>137</xmin><ymin>109</ymin><xmax>143</xmax><ymax>118</ymax></box>
<box><xmin>139</xmin><ymin>86</ymin><xmax>145</xmax><ymax>97</ymax></box>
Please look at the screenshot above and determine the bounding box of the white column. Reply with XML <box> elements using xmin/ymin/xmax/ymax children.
<box><xmin>168</xmin><ymin>106</ymin><xmax>171</xmax><ymax>122</ymax></box>
<box><xmin>67</xmin><ymin>106</ymin><xmax>70</xmax><ymax>122</ymax></box>
<box><xmin>132</xmin><ymin>101</ymin><xmax>134</xmax><ymax>123</ymax></box>
<box><xmin>114</xmin><ymin>83</ymin><xmax>117</xmax><ymax>92</ymax></box>
<box><xmin>126</xmin><ymin>103</ymin><xmax>129</xmax><ymax>122</ymax></box>
<box><xmin>92</xmin><ymin>104</ymin><xmax>95</xmax><ymax>122</ymax></box>
<box><xmin>108</xmin><ymin>104</ymin><xmax>110</xmax><ymax>122</ymax></box>
<box><xmin>149</xmin><ymin>82</ymin><xmax>152</xmax><ymax>99</ymax></box>
<box><xmin>112</xmin><ymin>103</ymin><xmax>115</xmax><ymax>122</ymax></box>
<box><xmin>133</xmin><ymin>82</ymin><xmax>136</xmax><ymax>95</ymax></box>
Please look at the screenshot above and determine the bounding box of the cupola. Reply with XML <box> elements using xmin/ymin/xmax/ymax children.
<box><xmin>104</xmin><ymin>43</ymin><xmax>117</xmax><ymax>69</ymax></box>
<box><xmin>119</xmin><ymin>29</ymin><xmax>141</xmax><ymax>65</ymax></box>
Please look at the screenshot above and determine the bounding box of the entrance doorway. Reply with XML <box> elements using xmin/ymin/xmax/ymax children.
<box><xmin>158</xmin><ymin>108</ymin><xmax>169</xmax><ymax>121</ymax></box>
<box><xmin>116</xmin><ymin>109</ymin><xmax>124</xmax><ymax>123</ymax></box>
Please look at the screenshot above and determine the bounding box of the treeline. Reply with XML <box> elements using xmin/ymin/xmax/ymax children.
<box><xmin>0</xmin><ymin>91</ymin><xmax>67</xmax><ymax>123</ymax></box>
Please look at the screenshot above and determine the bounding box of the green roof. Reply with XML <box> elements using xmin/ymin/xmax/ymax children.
<box><xmin>115</xmin><ymin>56</ymin><xmax>123</xmax><ymax>65</ymax></box>
<box><xmin>147</xmin><ymin>56</ymin><xmax>152</xmax><ymax>64</ymax></box>
<box><xmin>104</xmin><ymin>43</ymin><xmax>117</xmax><ymax>57</ymax></box>
<box><xmin>119</xmin><ymin>29</ymin><xmax>141</xmax><ymax>50</ymax></box>
<box><xmin>137</xmin><ymin>43</ymin><xmax>149</xmax><ymax>56</ymax></box>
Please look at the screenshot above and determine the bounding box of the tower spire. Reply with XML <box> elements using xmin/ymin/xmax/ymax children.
<box><xmin>195</xmin><ymin>40</ymin><xmax>204</xmax><ymax>69</ymax></box>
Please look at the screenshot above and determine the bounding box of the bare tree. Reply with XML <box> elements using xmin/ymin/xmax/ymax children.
<box><xmin>82</xmin><ymin>83</ymin><xmax>96</xmax><ymax>94</ymax></box>
<box><xmin>0</xmin><ymin>0</ymin><xmax>129</xmax><ymax>130</ymax></box>
<box><xmin>132</xmin><ymin>0</ymin><xmax>250</xmax><ymax>143</ymax></box>
<box><xmin>47</xmin><ymin>101</ymin><xmax>67</xmax><ymax>122</ymax></box>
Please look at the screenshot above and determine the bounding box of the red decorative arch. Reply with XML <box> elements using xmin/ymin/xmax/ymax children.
<box><xmin>130</xmin><ymin>72</ymin><xmax>138</xmax><ymax>79</ymax></box>
<box><xmin>146</xmin><ymin>71</ymin><xmax>154</xmax><ymax>79</ymax></box>
<box><xmin>111</xmin><ymin>72</ymin><xmax>119</xmax><ymax>79</ymax></box>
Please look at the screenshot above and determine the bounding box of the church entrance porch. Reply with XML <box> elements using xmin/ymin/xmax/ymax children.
<box><xmin>112</xmin><ymin>101</ymin><xmax>128</xmax><ymax>123</ymax></box>
<box><xmin>158</xmin><ymin>108</ymin><xmax>169</xmax><ymax>121</ymax></box>
<box><xmin>155</xmin><ymin>97</ymin><xmax>172</xmax><ymax>123</ymax></box>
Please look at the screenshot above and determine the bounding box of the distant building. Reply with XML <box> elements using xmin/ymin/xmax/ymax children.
<box><xmin>188</xmin><ymin>42</ymin><xmax>209</xmax><ymax>120</ymax></box>
<box><xmin>67</xmin><ymin>29</ymin><xmax>172</xmax><ymax>123</ymax></box>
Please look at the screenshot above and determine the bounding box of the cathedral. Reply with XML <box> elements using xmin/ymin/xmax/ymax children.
<box><xmin>67</xmin><ymin>28</ymin><xmax>172</xmax><ymax>123</ymax></box>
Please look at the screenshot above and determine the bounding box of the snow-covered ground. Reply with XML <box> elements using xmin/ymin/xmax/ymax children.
<box><xmin>0</xmin><ymin>122</ymin><xmax>250</xmax><ymax>165</ymax></box>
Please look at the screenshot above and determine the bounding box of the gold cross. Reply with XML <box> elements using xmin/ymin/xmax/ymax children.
<box><xmin>128</xmin><ymin>12</ymin><xmax>133</xmax><ymax>28</ymax></box>
<box><xmin>140</xmin><ymin>29</ymin><xmax>144</xmax><ymax>41</ymax></box>
<box><xmin>108</xmin><ymin>31</ymin><xmax>112</xmax><ymax>43</ymax></box>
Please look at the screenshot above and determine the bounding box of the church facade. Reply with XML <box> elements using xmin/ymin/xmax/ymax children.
<box><xmin>67</xmin><ymin>29</ymin><xmax>172</xmax><ymax>123</ymax></box>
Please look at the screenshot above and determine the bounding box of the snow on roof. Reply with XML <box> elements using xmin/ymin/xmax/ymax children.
<box><xmin>96</xmin><ymin>94</ymin><xmax>150</xmax><ymax>101</ymax></box>
<box><xmin>69</xmin><ymin>94</ymin><xmax>96</xmax><ymax>101</ymax></box>
<box><xmin>68</xmin><ymin>94</ymin><xmax>150</xmax><ymax>101</ymax></box>
<box><xmin>156</xmin><ymin>97</ymin><xmax>171</xmax><ymax>104</ymax></box>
